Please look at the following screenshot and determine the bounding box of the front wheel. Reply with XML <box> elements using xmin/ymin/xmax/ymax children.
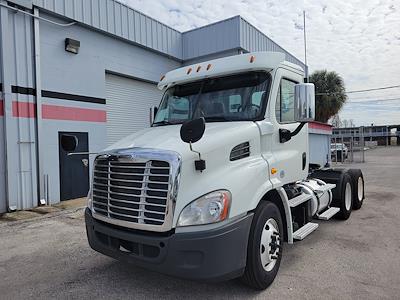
<box><xmin>241</xmin><ymin>201</ymin><xmax>283</xmax><ymax>290</ymax></box>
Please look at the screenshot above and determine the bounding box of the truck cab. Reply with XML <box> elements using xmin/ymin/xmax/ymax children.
<box><xmin>85</xmin><ymin>52</ymin><xmax>364</xmax><ymax>289</ymax></box>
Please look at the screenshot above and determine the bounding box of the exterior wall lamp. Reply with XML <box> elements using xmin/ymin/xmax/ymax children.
<box><xmin>65</xmin><ymin>38</ymin><xmax>80</xmax><ymax>54</ymax></box>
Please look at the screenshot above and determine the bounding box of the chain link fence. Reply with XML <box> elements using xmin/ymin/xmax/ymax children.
<box><xmin>331</xmin><ymin>127</ymin><xmax>366</xmax><ymax>164</ymax></box>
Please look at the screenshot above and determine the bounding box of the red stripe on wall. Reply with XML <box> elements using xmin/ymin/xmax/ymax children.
<box><xmin>42</xmin><ymin>104</ymin><xmax>107</xmax><ymax>122</ymax></box>
<box><xmin>12</xmin><ymin>101</ymin><xmax>36</xmax><ymax>118</ymax></box>
<box><xmin>0</xmin><ymin>100</ymin><xmax>3</xmax><ymax>116</ymax></box>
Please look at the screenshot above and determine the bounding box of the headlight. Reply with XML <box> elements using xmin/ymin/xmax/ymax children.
<box><xmin>177</xmin><ymin>190</ymin><xmax>231</xmax><ymax>227</ymax></box>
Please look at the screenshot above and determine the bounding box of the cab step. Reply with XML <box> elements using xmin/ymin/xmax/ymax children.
<box><xmin>314</xmin><ymin>183</ymin><xmax>336</xmax><ymax>193</ymax></box>
<box><xmin>317</xmin><ymin>207</ymin><xmax>340</xmax><ymax>220</ymax></box>
<box><xmin>288</xmin><ymin>193</ymin><xmax>312</xmax><ymax>207</ymax></box>
<box><xmin>293</xmin><ymin>222</ymin><xmax>319</xmax><ymax>240</ymax></box>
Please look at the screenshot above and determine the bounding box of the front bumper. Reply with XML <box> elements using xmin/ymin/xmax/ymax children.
<box><xmin>85</xmin><ymin>208</ymin><xmax>253</xmax><ymax>281</ymax></box>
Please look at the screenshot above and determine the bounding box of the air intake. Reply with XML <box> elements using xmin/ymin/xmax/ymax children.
<box><xmin>230</xmin><ymin>142</ymin><xmax>250</xmax><ymax>161</ymax></box>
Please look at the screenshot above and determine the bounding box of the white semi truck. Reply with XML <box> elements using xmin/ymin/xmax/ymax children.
<box><xmin>84</xmin><ymin>52</ymin><xmax>365</xmax><ymax>289</ymax></box>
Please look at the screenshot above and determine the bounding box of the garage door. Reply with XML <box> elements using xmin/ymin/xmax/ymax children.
<box><xmin>105</xmin><ymin>74</ymin><xmax>163</xmax><ymax>146</ymax></box>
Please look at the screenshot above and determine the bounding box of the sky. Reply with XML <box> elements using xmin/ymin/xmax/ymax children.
<box><xmin>123</xmin><ymin>0</ymin><xmax>400</xmax><ymax>126</ymax></box>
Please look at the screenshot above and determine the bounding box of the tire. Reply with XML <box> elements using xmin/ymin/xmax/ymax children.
<box><xmin>347</xmin><ymin>169</ymin><xmax>365</xmax><ymax>210</ymax></box>
<box><xmin>336</xmin><ymin>151</ymin><xmax>342</xmax><ymax>161</ymax></box>
<box><xmin>309</xmin><ymin>168</ymin><xmax>352</xmax><ymax>220</ymax></box>
<box><xmin>241</xmin><ymin>201</ymin><xmax>283</xmax><ymax>290</ymax></box>
<box><xmin>333</xmin><ymin>173</ymin><xmax>353</xmax><ymax>220</ymax></box>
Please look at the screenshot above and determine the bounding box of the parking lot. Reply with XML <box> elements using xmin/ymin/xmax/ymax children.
<box><xmin>1</xmin><ymin>146</ymin><xmax>399</xmax><ymax>300</ymax></box>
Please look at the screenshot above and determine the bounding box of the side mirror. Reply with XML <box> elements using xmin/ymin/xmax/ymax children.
<box><xmin>180</xmin><ymin>118</ymin><xmax>206</xmax><ymax>171</ymax></box>
<box><xmin>60</xmin><ymin>134</ymin><xmax>78</xmax><ymax>152</ymax></box>
<box><xmin>180</xmin><ymin>117</ymin><xmax>206</xmax><ymax>144</ymax></box>
<box><xmin>149</xmin><ymin>106</ymin><xmax>158</xmax><ymax>125</ymax></box>
<box><xmin>294</xmin><ymin>83</ymin><xmax>315</xmax><ymax>122</ymax></box>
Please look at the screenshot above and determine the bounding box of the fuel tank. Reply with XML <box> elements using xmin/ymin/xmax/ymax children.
<box><xmin>297</xmin><ymin>179</ymin><xmax>333</xmax><ymax>216</ymax></box>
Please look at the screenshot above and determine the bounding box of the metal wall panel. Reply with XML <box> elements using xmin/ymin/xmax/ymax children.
<box><xmin>183</xmin><ymin>49</ymin><xmax>240</xmax><ymax>66</ymax></box>
<box><xmin>38</xmin><ymin>12</ymin><xmax>180</xmax><ymax>203</ymax></box>
<box><xmin>0</xmin><ymin>7</ymin><xmax>37</xmax><ymax>211</ymax></box>
<box><xmin>182</xmin><ymin>16</ymin><xmax>240</xmax><ymax>61</ymax></box>
<box><xmin>0</xmin><ymin>111</ymin><xmax>5</xmax><ymax>213</ymax></box>
<box><xmin>33</xmin><ymin>0</ymin><xmax>183</xmax><ymax>59</ymax></box>
<box><xmin>0</xmin><ymin>9</ymin><xmax>4</xmax><ymax>212</ymax></box>
<box><xmin>105</xmin><ymin>74</ymin><xmax>162</xmax><ymax>146</ymax></box>
<box><xmin>239</xmin><ymin>17</ymin><xmax>306</xmax><ymax>71</ymax></box>
<box><xmin>40</xmin><ymin>12</ymin><xmax>180</xmax><ymax>96</ymax></box>
<box><xmin>40</xmin><ymin>97</ymin><xmax>107</xmax><ymax>203</ymax></box>
<box><xmin>33</xmin><ymin>1</ymin><xmax>305</xmax><ymax>70</ymax></box>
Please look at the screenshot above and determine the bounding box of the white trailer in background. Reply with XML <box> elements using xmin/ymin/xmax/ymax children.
<box><xmin>309</xmin><ymin>122</ymin><xmax>333</xmax><ymax>167</ymax></box>
<box><xmin>83</xmin><ymin>52</ymin><xmax>365</xmax><ymax>289</ymax></box>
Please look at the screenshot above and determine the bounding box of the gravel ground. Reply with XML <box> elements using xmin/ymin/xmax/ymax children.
<box><xmin>1</xmin><ymin>147</ymin><xmax>399</xmax><ymax>300</ymax></box>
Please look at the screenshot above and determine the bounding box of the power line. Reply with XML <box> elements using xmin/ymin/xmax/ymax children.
<box><xmin>349</xmin><ymin>93</ymin><xmax>400</xmax><ymax>100</ymax></box>
<box><xmin>348</xmin><ymin>97</ymin><xmax>400</xmax><ymax>103</ymax></box>
<box><xmin>315</xmin><ymin>84</ymin><xmax>400</xmax><ymax>96</ymax></box>
<box><xmin>347</xmin><ymin>85</ymin><xmax>400</xmax><ymax>94</ymax></box>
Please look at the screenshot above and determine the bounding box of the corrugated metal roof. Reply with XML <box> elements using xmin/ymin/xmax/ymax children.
<box><xmin>33</xmin><ymin>1</ymin><xmax>305</xmax><ymax>69</ymax></box>
<box><xmin>182</xmin><ymin>16</ymin><xmax>240</xmax><ymax>60</ymax></box>
<box><xmin>239</xmin><ymin>17</ymin><xmax>306</xmax><ymax>70</ymax></box>
<box><xmin>33</xmin><ymin>0</ymin><xmax>182</xmax><ymax>59</ymax></box>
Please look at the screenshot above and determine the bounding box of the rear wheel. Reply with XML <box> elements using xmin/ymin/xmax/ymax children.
<box><xmin>310</xmin><ymin>168</ymin><xmax>353</xmax><ymax>220</ymax></box>
<box><xmin>241</xmin><ymin>201</ymin><xmax>283</xmax><ymax>290</ymax></box>
<box><xmin>334</xmin><ymin>173</ymin><xmax>353</xmax><ymax>220</ymax></box>
<box><xmin>347</xmin><ymin>169</ymin><xmax>364</xmax><ymax>210</ymax></box>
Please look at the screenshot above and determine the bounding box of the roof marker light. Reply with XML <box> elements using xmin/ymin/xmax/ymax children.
<box><xmin>196</xmin><ymin>66</ymin><xmax>201</xmax><ymax>72</ymax></box>
<box><xmin>187</xmin><ymin>68</ymin><xmax>192</xmax><ymax>75</ymax></box>
<box><xmin>207</xmin><ymin>64</ymin><xmax>212</xmax><ymax>70</ymax></box>
<box><xmin>250</xmin><ymin>55</ymin><xmax>255</xmax><ymax>63</ymax></box>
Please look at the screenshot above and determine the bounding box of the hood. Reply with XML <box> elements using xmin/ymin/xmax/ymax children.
<box><xmin>105</xmin><ymin>122</ymin><xmax>260</xmax><ymax>161</ymax></box>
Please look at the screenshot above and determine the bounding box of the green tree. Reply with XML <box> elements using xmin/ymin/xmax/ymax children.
<box><xmin>309</xmin><ymin>70</ymin><xmax>347</xmax><ymax>123</ymax></box>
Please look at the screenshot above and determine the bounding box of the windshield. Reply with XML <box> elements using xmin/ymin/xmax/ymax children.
<box><xmin>153</xmin><ymin>71</ymin><xmax>271</xmax><ymax>125</ymax></box>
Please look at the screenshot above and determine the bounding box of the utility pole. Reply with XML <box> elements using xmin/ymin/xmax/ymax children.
<box><xmin>303</xmin><ymin>10</ymin><xmax>308</xmax><ymax>80</ymax></box>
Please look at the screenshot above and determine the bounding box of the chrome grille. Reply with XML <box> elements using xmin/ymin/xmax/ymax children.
<box><xmin>92</xmin><ymin>157</ymin><xmax>171</xmax><ymax>226</ymax></box>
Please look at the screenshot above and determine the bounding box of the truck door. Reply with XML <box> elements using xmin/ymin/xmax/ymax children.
<box><xmin>269</xmin><ymin>69</ymin><xmax>308</xmax><ymax>185</ymax></box>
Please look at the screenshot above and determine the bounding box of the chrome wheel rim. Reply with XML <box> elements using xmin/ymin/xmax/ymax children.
<box><xmin>358</xmin><ymin>177</ymin><xmax>364</xmax><ymax>201</ymax></box>
<box><xmin>260</xmin><ymin>218</ymin><xmax>280</xmax><ymax>272</ymax></box>
<box><xmin>345</xmin><ymin>182</ymin><xmax>352</xmax><ymax>211</ymax></box>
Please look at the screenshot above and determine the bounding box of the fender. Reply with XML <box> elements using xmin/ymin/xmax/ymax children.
<box><xmin>248</xmin><ymin>184</ymin><xmax>293</xmax><ymax>244</ymax></box>
<box><xmin>276</xmin><ymin>187</ymin><xmax>293</xmax><ymax>244</ymax></box>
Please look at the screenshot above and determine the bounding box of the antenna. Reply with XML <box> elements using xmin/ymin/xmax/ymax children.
<box><xmin>303</xmin><ymin>10</ymin><xmax>308</xmax><ymax>81</ymax></box>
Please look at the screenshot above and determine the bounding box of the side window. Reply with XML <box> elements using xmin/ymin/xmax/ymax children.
<box><xmin>275</xmin><ymin>86</ymin><xmax>281</xmax><ymax>121</ymax></box>
<box><xmin>276</xmin><ymin>79</ymin><xmax>296</xmax><ymax>123</ymax></box>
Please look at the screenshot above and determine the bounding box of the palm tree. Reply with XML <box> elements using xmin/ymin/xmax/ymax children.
<box><xmin>309</xmin><ymin>70</ymin><xmax>347</xmax><ymax>123</ymax></box>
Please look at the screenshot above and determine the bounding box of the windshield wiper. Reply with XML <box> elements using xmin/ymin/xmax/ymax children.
<box><xmin>204</xmin><ymin>116</ymin><xmax>231</xmax><ymax>122</ymax></box>
<box><xmin>152</xmin><ymin>120</ymin><xmax>181</xmax><ymax>126</ymax></box>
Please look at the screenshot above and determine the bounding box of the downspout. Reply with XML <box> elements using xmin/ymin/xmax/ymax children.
<box><xmin>33</xmin><ymin>7</ymin><xmax>46</xmax><ymax>205</ymax></box>
<box><xmin>0</xmin><ymin>0</ymin><xmax>14</xmax><ymax>210</ymax></box>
